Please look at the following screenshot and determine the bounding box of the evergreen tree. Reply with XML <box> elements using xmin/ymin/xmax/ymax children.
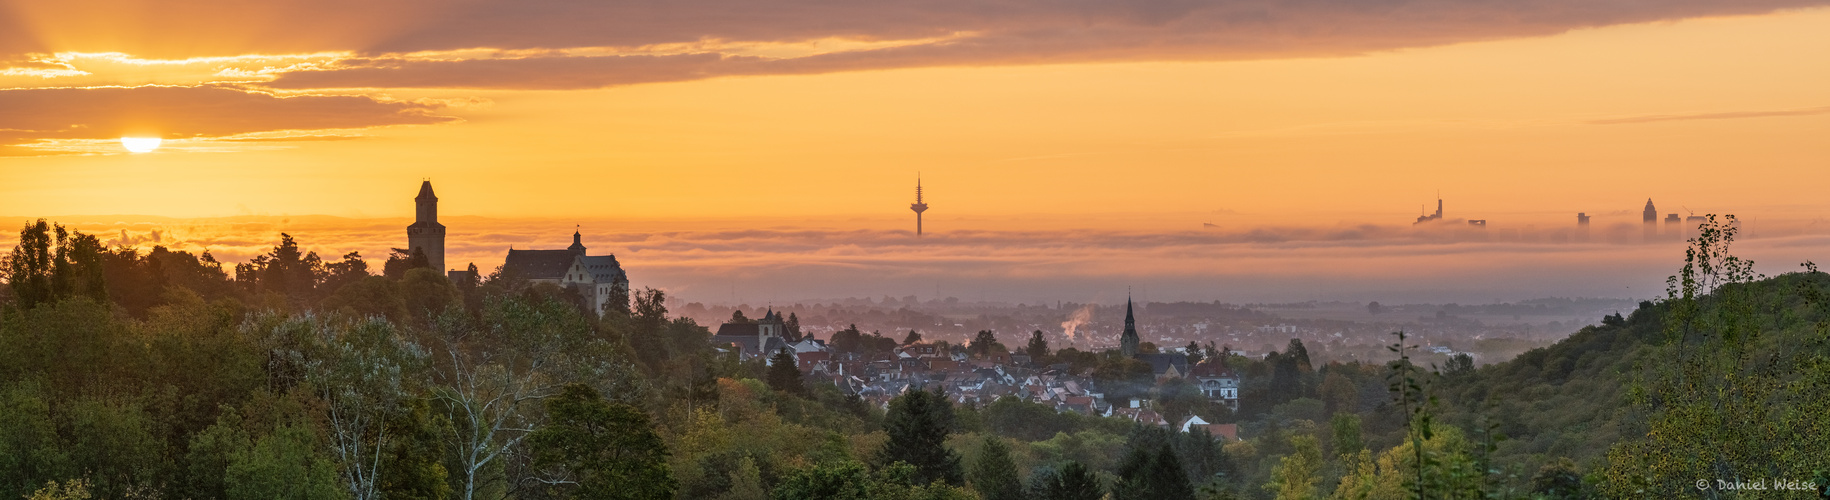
<box><xmin>879</xmin><ymin>388</ymin><xmax>962</xmax><ymax>485</ymax></box>
<box><xmin>528</xmin><ymin>384</ymin><xmax>676</xmax><ymax>500</ymax></box>
<box><xmin>968</xmin><ymin>436</ymin><xmax>1023</xmax><ymax>500</ymax></box>
<box><xmin>903</xmin><ymin>329</ymin><xmax>924</xmax><ymax>345</ymax></box>
<box><xmin>784</xmin><ymin>312</ymin><xmax>802</xmax><ymax>341</ymax></box>
<box><xmin>971</xmin><ymin>330</ymin><xmax>1000</xmax><ymax>357</ymax></box>
<box><xmin>1028</xmin><ymin>461</ymin><xmax>1102</xmax><ymax>500</ymax></box>
<box><xmin>767</xmin><ymin>348</ymin><xmax>805</xmax><ymax>396</ymax></box>
<box><xmin>1025</xmin><ymin>330</ymin><xmax>1048</xmax><ymax>360</ymax></box>
<box><xmin>1115</xmin><ymin>438</ymin><xmax>1194</xmax><ymax>500</ymax></box>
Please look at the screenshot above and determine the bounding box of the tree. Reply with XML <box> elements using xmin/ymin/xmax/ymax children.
<box><xmin>1025</xmin><ymin>330</ymin><xmax>1048</xmax><ymax>360</ymax></box>
<box><xmin>1185</xmin><ymin>341</ymin><xmax>1203</xmax><ymax>364</ymax></box>
<box><xmin>831</xmin><ymin>325</ymin><xmax>863</xmax><ymax>354</ymax></box>
<box><xmin>1367</xmin><ymin>301</ymin><xmax>1384</xmax><ymax>315</ymax></box>
<box><xmin>1115</xmin><ymin>442</ymin><xmax>1194</xmax><ymax>500</ymax></box>
<box><xmin>970</xmin><ymin>330</ymin><xmax>1001</xmax><ymax>357</ymax></box>
<box><xmin>383</xmin><ymin>247</ymin><xmax>431</xmax><ymax>280</ymax></box>
<box><xmin>1531</xmin><ymin>458</ymin><xmax>1582</xmax><ymax>500</ymax></box>
<box><xmin>1318</xmin><ymin>372</ymin><xmax>1358</xmax><ymax>417</ymax></box>
<box><xmin>1263</xmin><ymin>435</ymin><xmax>1322</xmax><ymax>500</ymax></box>
<box><xmin>1329</xmin><ymin>413</ymin><xmax>1363</xmax><ymax>458</ymax></box>
<box><xmin>784</xmin><ymin>312</ymin><xmax>803</xmax><ymax>341</ymax></box>
<box><xmin>258</xmin><ymin>314</ymin><xmax>423</xmax><ymax>500</ymax></box>
<box><xmin>428</xmin><ymin>294</ymin><xmax>617</xmax><ymax>500</ymax></box>
<box><xmin>6</xmin><ymin>220</ymin><xmax>107</xmax><ymax>310</ymax></box>
<box><xmin>378</xmin><ymin>398</ymin><xmax>453</xmax><ymax>500</ymax></box>
<box><xmin>968</xmin><ymin>437</ymin><xmax>1023</xmax><ymax>500</ymax></box>
<box><xmin>224</xmin><ymin>424</ymin><xmax>345</xmax><ymax>500</ymax></box>
<box><xmin>1441</xmin><ymin>353</ymin><xmax>1474</xmax><ymax>377</ymax></box>
<box><xmin>903</xmin><ymin>329</ymin><xmax>924</xmax><ymax>345</ymax></box>
<box><xmin>880</xmin><ymin>388</ymin><xmax>963</xmax><ymax>486</ymax></box>
<box><xmin>528</xmin><ymin>384</ymin><xmax>676</xmax><ymax>500</ymax></box>
<box><xmin>1028</xmin><ymin>461</ymin><xmax>1101</xmax><ymax>500</ymax></box>
<box><xmin>766</xmin><ymin>348</ymin><xmax>805</xmax><ymax>396</ymax></box>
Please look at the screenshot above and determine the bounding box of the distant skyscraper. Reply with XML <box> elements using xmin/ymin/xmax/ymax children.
<box><xmin>1665</xmin><ymin>214</ymin><xmax>1681</xmax><ymax>241</ymax></box>
<box><xmin>1577</xmin><ymin>213</ymin><xmax>1591</xmax><ymax>242</ymax></box>
<box><xmin>1642</xmin><ymin>199</ymin><xmax>1658</xmax><ymax>242</ymax></box>
<box><xmin>910</xmin><ymin>176</ymin><xmax>929</xmax><ymax>236</ymax></box>
<box><xmin>1685</xmin><ymin>215</ymin><xmax>1705</xmax><ymax>241</ymax></box>
<box><xmin>407</xmin><ymin>180</ymin><xmax>446</xmax><ymax>273</ymax></box>
<box><xmin>1414</xmin><ymin>196</ymin><xmax>1444</xmax><ymax>225</ymax></box>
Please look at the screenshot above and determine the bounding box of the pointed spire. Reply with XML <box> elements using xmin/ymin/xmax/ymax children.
<box><xmin>416</xmin><ymin>180</ymin><xmax>437</xmax><ymax>201</ymax></box>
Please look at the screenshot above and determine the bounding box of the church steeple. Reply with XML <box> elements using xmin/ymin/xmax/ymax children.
<box><xmin>568</xmin><ymin>225</ymin><xmax>586</xmax><ymax>255</ymax></box>
<box><xmin>1120</xmin><ymin>295</ymin><xmax>1140</xmax><ymax>357</ymax></box>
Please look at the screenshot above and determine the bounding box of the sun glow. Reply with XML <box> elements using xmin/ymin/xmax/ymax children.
<box><xmin>120</xmin><ymin>137</ymin><xmax>162</xmax><ymax>153</ymax></box>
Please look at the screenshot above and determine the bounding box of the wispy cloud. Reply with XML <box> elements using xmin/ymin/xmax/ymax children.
<box><xmin>8</xmin><ymin>0</ymin><xmax>1827</xmax><ymax>90</ymax></box>
<box><xmin>1587</xmin><ymin>106</ymin><xmax>1830</xmax><ymax>124</ymax></box>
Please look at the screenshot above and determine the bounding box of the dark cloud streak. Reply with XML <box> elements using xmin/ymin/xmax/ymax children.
<box><xmin>0</xmin><ymin>85</ymin><xmax>457</xmax><ymax>152</ymax></box>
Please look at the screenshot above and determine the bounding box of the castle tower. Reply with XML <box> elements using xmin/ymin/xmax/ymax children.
<box><xmin>568</xmin><ymin>226</ymin><xmax>586</xmax><ymax>255</ymax></box>
<box><xmin>910</xmin><ymin>176</ymin><xmax>929</xmax><ymax>236</ymax></box>
<box><xmin>1642</xmin><ymin>199</ymin><xmax>1658</xmax><ymax>243</ymax></box>
<box><xmin>1120</xmin><ymin>296</ymin><xmax>1140</xmax><ymax>357</ymax></box>
<box><xmin>407</xmin><ymin>181</ymin><xmax>446</xmax><ymax>273</ymax></box>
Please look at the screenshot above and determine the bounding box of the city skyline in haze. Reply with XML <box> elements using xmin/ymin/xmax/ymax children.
<box><xmin>6</xmin><ymin>3</ymin><xmax>1830</xmax><ymax>305</ymax></box>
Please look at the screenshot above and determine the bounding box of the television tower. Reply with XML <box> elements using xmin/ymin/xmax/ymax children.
<box><xmin>910</xmin><ymin>176</ymin><xmax>929</xmax><ymax>236</ymax></box>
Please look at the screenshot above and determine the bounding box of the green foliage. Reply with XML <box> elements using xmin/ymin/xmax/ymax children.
<box><xmin>880</xmin><ymin>388</ymin><xmax>964</xmax><ymax>486</ymax></box>
<box><xmin>1115</xmin><ymin>439</ymin><xmax>1195</xmax><ymax>500</ymax></box>
<box><xmin>968</xmin><ymin>436</ymin><xmax>1024</xmax><ymax>500</ymax></box>
<box><xmin>0</xmin><ymin>382</ymin><xmax>67</xmax><ymax>499</ymax></box>
<box><xmin>1028</xmin><ymin>461</ymin><xmax>1103</xmax><ymax>500</ymax></box>
<box><xmin>1329</xmin><ymin>413</ymin><xmax>1363</xmax><ymax>458</ymax></box>
<box><xmin>1264</xmin><ymin>435</ymin><xmax>1322</xmax><ymax>500</ymax></box>
<box><xmin>26</xmin><ymin>479</ymin><xmax>91</xmax><ymax>500</ymax></box>
<box><xmin>1598</xmin><ymin>215</ymin><xmax>1830</xmax><ymax>497</ymax></box>
<box><xmin>528</xmin><ymin>384</ymin><xmax>676</xmax><ymax>500</ymax></box>
<box><xmin>766</xmin><ymin>348</ymin><xmax>806</xmax><ymax>396</ymax></box>
<box><xmin>225</xmin><ymin>424</ymin><xmax>347</xmax><ymax>500</ymax></box>
<box><xmin>771</xmin><ymin>461</ymin><xmax>976</xmax><ymax>500</ymax></box>
<box><xmin>379</xmin><ymin>398</ymin><xmax>453</xmax><ymax>500</ymax></box>
<box><xmin>1529</xmin><ymin>457</ymin><xmax>1582</xmax><ymax>499</ymax></box>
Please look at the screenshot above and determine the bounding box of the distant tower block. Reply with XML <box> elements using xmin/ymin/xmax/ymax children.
<box><xmin>1665</xmin><ymin>214</ymin><xmax>1681</xmax><ymax>242</ymax></box>
<box><xmin>1685</xmin><ymin>215</ymin><xmax>1705</xmax><ymax>241</ymax></box>
<box><xmin>1642</xmin><ymin>199</ymin><xmax>1658</xmax><ymax>243</ymax></box>
<box><xmin>910</xmin><ymin>176</ymin><xmax>929</xmax><ymax>236</ymax></box>
<box><xmin>1576</xmin><ymin>213</ymin><xmax>1591</xmax><ymax>242</ymax></box>
<box><xmin>408</xmin><ymin>180</ymin><xmax>447</xmax><ymax>273</ymax></box>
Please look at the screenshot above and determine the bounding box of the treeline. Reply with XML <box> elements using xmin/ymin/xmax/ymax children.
<box><xmin>1205</xmin><ymin>216</ymin><xmax>1830</xmax><ymax>499</ymax></box>
<box><xmin>0</xmin><ymin>220</ymin><xmax>1244</xmax><ymax>500</ymax></box>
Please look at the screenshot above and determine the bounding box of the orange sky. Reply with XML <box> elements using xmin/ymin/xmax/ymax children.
<box><xmin>3</xmin><ymin>2</ymin><xmax>1829</xmax><ymax>302</ymax></box>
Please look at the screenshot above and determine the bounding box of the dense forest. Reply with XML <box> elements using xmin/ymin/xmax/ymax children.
<box><xmin>1</xmin><ymin>216</ymin><xmax>1825</xmax><ymax>499</ymax></box>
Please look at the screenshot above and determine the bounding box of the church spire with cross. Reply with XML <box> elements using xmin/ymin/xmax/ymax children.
<box><xmin>1120</xmin><ymin>291</ymin><xmax>1140</xmax><ymax>357</ymax></box>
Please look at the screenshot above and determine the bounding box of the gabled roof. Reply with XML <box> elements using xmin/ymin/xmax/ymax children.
<box><xmin>1137</xmin><ymin>353</ymin><xmax>1190</xmax><ymax>376</ymax></box>
<box><xmin>579</xmin><ymin>255</ymin><xmax>626</xmax><ymax>283</ymax></box>
<box><xmin>1191</xmin><ymin>359</ymin><xmax>1238</xmax><ymax>378</ymax></box>
<box><xmin>503</xmin><ymin>249</ymin><xmax>576</xmax><ymax>280</ymax></box>
<box><xmin>716</xmin><ymin>323</ymin><xmax>762</xmax><ymax>337</ymax></box>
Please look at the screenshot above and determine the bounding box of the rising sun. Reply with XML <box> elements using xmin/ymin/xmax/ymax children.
<box><xmin>120</xmin><ymin>137</ymin><xmax>162</xmax><ymax>153</ymax></box>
